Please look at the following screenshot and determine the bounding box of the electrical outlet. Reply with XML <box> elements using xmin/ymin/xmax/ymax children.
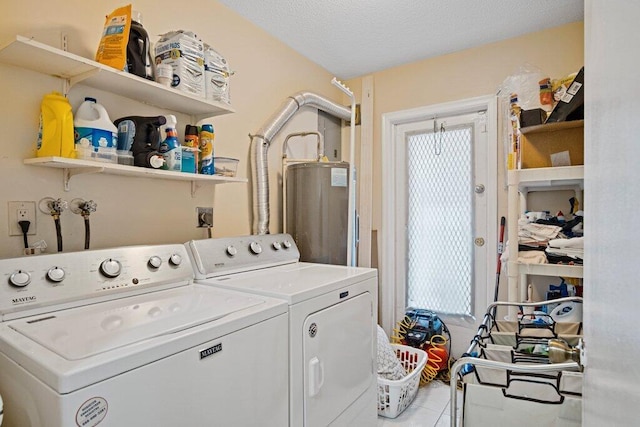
<box><xmin>196</xmin><ymin>207</ymin><xmax>213</xmax><ymax>228</ymax></box>
<box><xmin>8</xmin><ymin>201</ymin><xmax>36</xmax><ymax>236</ymax></box>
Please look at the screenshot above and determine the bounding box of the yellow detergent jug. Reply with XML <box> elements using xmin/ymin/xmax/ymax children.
<box><xmin>37</xmin><ymin>92</ymin><xmax>76</xmax><ymax>158</ymax></box>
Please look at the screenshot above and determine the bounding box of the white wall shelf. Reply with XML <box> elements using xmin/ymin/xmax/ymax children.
<box><xmin>0</xmin><ymin>35</ymin><xmax>235</xmax><ymax>120</ymax></box>
<box><xmin>508</xmin><ymin>166</ymin><xmax>584</xmax><ymax>192</ymax></box>
<box><xmin>3</xmin><ymin>34</ymin><xmax>244</xmax><ymax>196</ymax></box>
<box><xmin>508</xmin><ymin>261</ymin><xmax>583</xmax><ymax>279</ymax></box>
<box><xmin>25</xmin><ymin>157</ymin><xmax>247</xmax><ymax>196</ymax></box>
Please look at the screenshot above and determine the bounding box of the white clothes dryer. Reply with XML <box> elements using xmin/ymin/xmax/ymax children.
<box><xmin>0</xmin><ymin>244</ymin><xmax>288</xmax><ymax>427</ymax></box>
<box><xmin>186</xmin><ymin>233</ymin><xmax>378</xmax><ymax>427</ymax></box>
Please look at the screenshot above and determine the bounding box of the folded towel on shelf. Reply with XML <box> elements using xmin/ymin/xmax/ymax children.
<box><xmin>518</xmin><ymin>250</ymin><xmax>548</xmax><ymax>264</ymax></box>
<box><xmin>544</xmin><ymin>237</ymin><xmax>584</xmax><ymax>264</ymax></box>
<box><xmin>546</xmin><ymin>237</ymin><xmax>584</xmax><ymax>260</ymax></box>
<box><xmin>518</xmin><ymin>221</ymin><xmax>563</xmax><ymax>246</ymax></box>
<box><xmin>545</xmin><ymin>247</ymin><xmax>584</xmax><ymax>259</ymax></box>
<box><xmin>548</xmin><ymin>237</ymin><xmax>584</xmax><ymax>249</ymax></box>
<box><xmin>501</xmin><ymin>245</ymin><xmax>548</xmax><ymax>264</ymax></box>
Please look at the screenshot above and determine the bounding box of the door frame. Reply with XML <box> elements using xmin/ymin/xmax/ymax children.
<box><xmin>380</xmin><ymin>95</ymin><xmax>498</xmax><ymax>335</ymax></box>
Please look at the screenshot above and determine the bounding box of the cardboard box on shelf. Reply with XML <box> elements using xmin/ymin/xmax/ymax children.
<box><xmin>519</xmin><ymin>120</ymin><xmax>584</xmax><ymax>168</ymax></box>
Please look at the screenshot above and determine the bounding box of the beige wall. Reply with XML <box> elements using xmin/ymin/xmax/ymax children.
<box><xmin>0</xmin><ymin>0</ymin><xmax>342</xmax><ymax>258</ymax></box>
<box><xmin>0</xmin><ymin>7</ymin><xmax>584</xmax><ymax>261</ymax></box>
<box><xmin>347</xmin><ymin>21</ymin><xmax>584</xmax><ymax>242</ymax></box>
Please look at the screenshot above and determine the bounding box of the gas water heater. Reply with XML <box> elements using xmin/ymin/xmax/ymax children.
<box><xmin>285</xmin><ymin>162</ymin><xmax>349</xmax><ymax>265</ymax></box>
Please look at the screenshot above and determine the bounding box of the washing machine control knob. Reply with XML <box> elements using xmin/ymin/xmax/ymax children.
<box><xmin>100</xmin><ymin>259</ymin><xmax>122</xmax><ymax>278</ymax></box>
<box><xmin>9</xmin><ymin>270</ymin><xmax>31</xmax><ymax>287</ymax></box>
<box><xmin>226</xmin><ymin>245</ymin><xmax>238</xmax><ymax>257</ymax></box>
<box><xmin>169</xmin><ymin>254</ymin><xmax>182</xmax><ymax>266</ymax></box>
<box><xmin>148</xmin><ymin>256</ymin><xmax>162</xmax><ymax>269</ymax></box>
<box><xmin>249</xmin><ymin>241</ymin><xmax>263</xmax><ymax>255</ymax></box>
<box><xmin>46</xmin><ymin>266</ymin><xmax>66</xmax><ymax>282</ymax></box>
<box><xmin>282</xmin><ymin>240</ymin><xmax>292</xmax><ymax>249</ymax></box>
<box><xmin>272</xmin><ymin>241</ymin><xmax>282</xmax><ymax>251</ymax></box>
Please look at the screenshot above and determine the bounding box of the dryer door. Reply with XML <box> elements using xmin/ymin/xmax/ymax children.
<box><xmin>303</xmin><ymin>292</ymin><xmax>374</xmax><ymax>426</ymax></box>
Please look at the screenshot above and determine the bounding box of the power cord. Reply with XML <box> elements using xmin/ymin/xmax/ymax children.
<box><xmin>18</xmin><ymin>220</ymin><xmax>30</xmax><ymax>249</ymax></box>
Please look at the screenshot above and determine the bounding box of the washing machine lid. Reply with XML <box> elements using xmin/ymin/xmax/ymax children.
<box><xmin>8</xmin><ymin>284</ymin><xmax>264</xmax><ymax>360</ymax></box>
<box><xmin>199</xmin><ymin>262</ymin><xmax>377</xmax><ymax>304</ymax></box>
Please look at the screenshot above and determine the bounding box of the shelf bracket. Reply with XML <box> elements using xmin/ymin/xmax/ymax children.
<box><xmin>191</xmin><ymin>181</ymin><xmax>200</xmax><ymax>198</ymax></box>
<box><xmin>69</xmin><ymin>68</ymin><xmax>100</xmax><ymax>88</ymax></box>
<box><xmin>63</xmin><ymin>166</ymin><xmax>104</xmax><ymax>191</ymax></box>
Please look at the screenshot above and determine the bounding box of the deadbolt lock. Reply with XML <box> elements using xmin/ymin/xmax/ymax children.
<box><xmin>475</xmin><ymin>237</ymin><xmax>485</xmax><ymax>246</ymax></box>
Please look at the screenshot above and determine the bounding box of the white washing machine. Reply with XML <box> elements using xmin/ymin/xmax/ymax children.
<box><xmin>186</xmin><ymin>234</ymin><xmax>378</xmax><ymax>427</ymax></box>
<box><xmin>0</xmin><ymin>244</ymin><xmax>289</xmax><ymax>427</ymax></box>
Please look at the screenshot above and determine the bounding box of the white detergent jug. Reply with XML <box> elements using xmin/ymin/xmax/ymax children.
<box><xmin>74</xmin><ymin>97</ymin><xmax>118</xmax><ymax>163</ymax></box>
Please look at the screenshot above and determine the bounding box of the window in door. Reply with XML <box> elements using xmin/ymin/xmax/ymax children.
<box><xmin>406</xmin><ymin>123</ymin><xmax>475</xmax><ymax>316</ymax></box>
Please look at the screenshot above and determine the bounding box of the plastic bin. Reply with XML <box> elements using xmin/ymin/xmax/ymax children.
<box><xmin>377</xmin><ymin>344</ymin><xmax>428</xmax><ymax>419</ymax></box>
<box><xmin>213</xmin><ymin>157</ymin><xmax>239</xmax><ymax>177</ymax></box>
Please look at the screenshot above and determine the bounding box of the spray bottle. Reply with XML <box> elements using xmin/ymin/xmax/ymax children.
<box><xmin>199</xmin><ymin>124</ymin><xmax>214</xmax><ymax>175</ymax></box>
<box><xmin>158</xmin><ymin>115</ymin><xmax>181</xmax><ymax>171</ymax></box>
<box><xmin>182</xmin><ymin>125</ymin><xmax>199</xmax><ymax>173</ymax></box>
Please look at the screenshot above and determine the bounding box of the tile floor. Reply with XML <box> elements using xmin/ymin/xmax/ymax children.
<box><xmin>377</xmin><ymin>380</ymin><xmax>462</xmax><ymax>427</ymax></box>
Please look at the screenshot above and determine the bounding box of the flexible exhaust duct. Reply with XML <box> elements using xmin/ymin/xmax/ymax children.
<box><xmin>251</xmin><ymin>92</ymin><xmax>351</xmax><ymax>234</ymax></box>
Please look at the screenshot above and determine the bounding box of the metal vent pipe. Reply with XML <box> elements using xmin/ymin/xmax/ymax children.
<box><xmin>250</xmin><ymin>92</ymin><xmax>351</xmax><ymax>234</ymax></box>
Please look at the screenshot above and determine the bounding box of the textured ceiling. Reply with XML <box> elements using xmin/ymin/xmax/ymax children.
<box><xmin>217</xmin><ymin>0</ymin><xmax>584</xmax><ymax>79</ymax></box>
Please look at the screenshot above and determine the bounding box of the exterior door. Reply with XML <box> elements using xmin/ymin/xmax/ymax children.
<box><xmin>381</xmin><ymin>96</ymin><xmax>497</xmax><ymax>354</ymax></box>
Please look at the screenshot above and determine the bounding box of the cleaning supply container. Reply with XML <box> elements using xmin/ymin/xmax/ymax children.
<box><xmin>127</xmin><ymin>11</ymin><xmax>154</xmax><ymax>80</ymax></box>
<box><xmin>74</xmin><ymin>97</ymin><xmax>118</xmax><ymax>163</ymax></box>
<box><xmin>158</xmin><ymin>115</ymin><xmax>181</xmax><ymax>171</ymax></box>
<box><xmin>116</xmin><ymin>119</ymin><xmax>135</xmax><ymax>166</ymax></box>
<box><xmin>212</xmin><ymin>157</ymin><xmax>238</xmax><ymax>177</ymax></box>
<box><xmin>37</xmin><ymin>92</ymin><xmax>75</xmax><ymax>158</ymax></box>
<box><xmin>181</xmin><ymin>125</ymin><xmax>199</xmax><ymax>173</ymax></box>
<box><xmin>199</xmin><ymin>124</ymin><xmax>214</xmax><ymax>174</ymax></box>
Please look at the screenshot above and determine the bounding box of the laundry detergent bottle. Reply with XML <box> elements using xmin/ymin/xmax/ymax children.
<box><xmin>74</xmin><ymin>97</ymin><xmax>118</xmax><ymax>163</ymax></box>
<box><xmin>127</xmin><ymin>11</ymin><xmax>154</xmax><ymax>80</ymax></box>
<box><xmin>158</xmin><ymin>115</ymin><xmax>181</xmax><ymax>171</ymax></box>
<box><xmin>37</xmin><ymin>92</ymin><xmax>76</xmax><ymax>158</ymax></box>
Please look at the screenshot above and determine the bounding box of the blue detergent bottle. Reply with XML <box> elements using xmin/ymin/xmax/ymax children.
<box><xmin>158</xmin><ymin>115</ymin><xmax>182</xmax><ymax>171</ymax></box>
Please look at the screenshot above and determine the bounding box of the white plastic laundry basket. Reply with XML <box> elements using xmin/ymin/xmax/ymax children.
<box><xmin>377</xmin><ymin>344</ymin><xmax>428</xmax><ymax>418</ymax></box>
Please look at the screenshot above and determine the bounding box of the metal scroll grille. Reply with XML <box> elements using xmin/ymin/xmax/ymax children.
<box><xmin>406</xmin><ymin>124</ymin><xmax>474</xmax><ymax>316</ymax></box>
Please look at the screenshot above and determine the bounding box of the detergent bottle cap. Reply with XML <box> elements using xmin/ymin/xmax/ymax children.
<box><xmin>185</xmin><ymin>125</ymin><xmax>199</xmax><ymax>136</ymax></box>
<box><xmin>164</xmin><ymin>115</ymin><xmax>177</xmax><ymax>130</ymax></box>
<box><xmin>132</xmin><ymin>10</ymin><xmax>143</xmax><ymax>25</ymax></box>
<box><xmin>149</xmin><ymin>154</ymin><xmax>165</xmax><ymax>169</ymax></box>
<box><xmin>84</xmin><ymin>97</ymin><xmax>97</xmax><ymax>103</ymax></box>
